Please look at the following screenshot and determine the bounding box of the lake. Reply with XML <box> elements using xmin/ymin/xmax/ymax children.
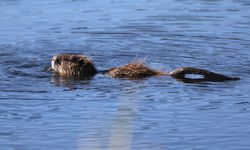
<box><xmin>0</xmin><ymin>0</ymin><xmax>250</xmax><ymax>149</ymax></box>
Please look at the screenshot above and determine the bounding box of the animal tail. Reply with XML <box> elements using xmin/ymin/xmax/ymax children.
<box><xmin>169</xmin><ymin>67</ymin><xmax>240</xmax><ymax>82</ymax></box>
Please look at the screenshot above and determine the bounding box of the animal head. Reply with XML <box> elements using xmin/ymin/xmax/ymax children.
<box><xmin>51</xmin><ymin>54</ymin><xmax>97</xmax><ymax>77</ymax></box>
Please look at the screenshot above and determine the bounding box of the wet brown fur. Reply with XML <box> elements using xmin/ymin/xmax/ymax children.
<box><xmin>51</xmin><ymin>54</ymin><xmax>239</xmax><ymax>82</ymax></box>
<box><xmin>107</xmin><ymin>61</ymin><xmax>166</xmax><ymax>79</ymax></box>
<box><xmin>51</xmin><ymin>54</ymin><xmax>97</xmax><ymax>77</ymax></box>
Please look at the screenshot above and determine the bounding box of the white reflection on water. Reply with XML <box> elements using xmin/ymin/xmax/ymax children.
<box><xmin>77</xmin><ymin>85</ymin><xmax>141</xmax><ymax>150</ymax></box>
<box><xmin>107</xmin><ymin>95</ymin><xmax>137</xmax><ymax>150</ymax></box>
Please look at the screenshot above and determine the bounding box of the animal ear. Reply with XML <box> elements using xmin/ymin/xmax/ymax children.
<box><xmin>78</xmin><ymin>59</ymin><xmax>86</xmax><ymax>65</ymax></box>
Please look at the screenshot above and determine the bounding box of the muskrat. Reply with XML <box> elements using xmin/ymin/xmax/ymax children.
<box><xmin>51</xmin><ymin>53</ymin><xmax>97</xmax><ymax>77</ymax></box>
<box><xmin>50</xmin><ymin>54</ymin><xmax>240</xmax><ymax>82</ymax></box>
<box><xmin>107</xmin><ymin>61</ymin><xmax>166</xmax><ymax>78</ymax></box>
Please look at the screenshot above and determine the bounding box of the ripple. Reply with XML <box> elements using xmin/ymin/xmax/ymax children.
<box><xmin>0</xmin><ymin>0</ymin><xmax>250</xmax><ymax>150</ymax></box>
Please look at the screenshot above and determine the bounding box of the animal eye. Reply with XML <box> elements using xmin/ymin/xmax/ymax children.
<box><xmin>55</xmin><ymin>59</ymin><xmax>61</xmax><ymax>65</ymax></box>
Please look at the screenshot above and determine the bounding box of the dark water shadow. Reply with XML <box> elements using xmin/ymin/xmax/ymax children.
<box><xmin>50</xmin><ymin>75</ymin><xmax>93</xmax><ymax>90</ymax></box>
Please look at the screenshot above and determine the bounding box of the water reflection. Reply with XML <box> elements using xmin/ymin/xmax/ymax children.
<box><xmin>51</xmin><ymin>76</ymin><xmax>92</xmax><ymax>90</ymax></box>
<box><xmin>77</xmin><ymin>84</ymin><xmax>141</xmax><ymax>150</ymax></box>
<box><xmin>107</xmin><ymin>87</ymin><xmax>139</xmax><ymax>150</ymax></box>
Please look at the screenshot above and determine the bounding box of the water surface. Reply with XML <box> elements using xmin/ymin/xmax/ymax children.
<box><xmin>0</xmin><ymin>0</ymin><xmax>250</xmax><ymax>150</ymax></box>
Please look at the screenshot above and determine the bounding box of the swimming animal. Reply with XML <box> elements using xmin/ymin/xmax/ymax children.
<box><xmin>50</xmin><ymin>53</ymin><xmax>240</xmax><ymax>82</ymax></box>
<box><xmin>51</xmin><ymin>53</ymin><xmax>97</xmax><ymax>77</ymax></box>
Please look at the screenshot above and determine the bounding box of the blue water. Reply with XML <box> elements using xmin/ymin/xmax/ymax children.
<box><xmin>0</xmin><ymin>0</ymin><xmax>250</xmax><ymax>149</ymax></box>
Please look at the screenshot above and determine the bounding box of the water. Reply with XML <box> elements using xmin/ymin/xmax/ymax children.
<box><xmin>0</xmin><ymin>0</ymin><xmax>250</xmax><ymax>149</ymax></box>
